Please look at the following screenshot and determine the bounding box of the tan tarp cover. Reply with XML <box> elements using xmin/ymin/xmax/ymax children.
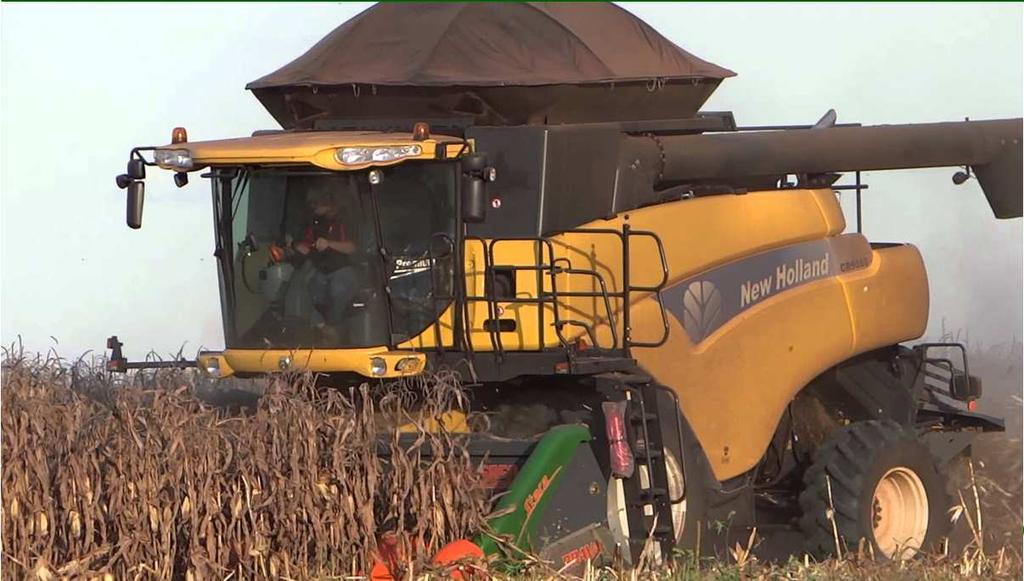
<box><xmin>247</xmin><ymin>2</ymin><xmax>735</xmax><ymax>128</ymax></box>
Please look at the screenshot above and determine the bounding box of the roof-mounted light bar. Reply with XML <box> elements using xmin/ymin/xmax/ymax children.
<box><xmin>336</xmin><ymin>144</ymin><xmax>422</xmax><ymax>165</ymax></box>
<box><xmin>154</xmin><ymin>149</ymin><xmax>194</xmax><ymax>171</ymax></box>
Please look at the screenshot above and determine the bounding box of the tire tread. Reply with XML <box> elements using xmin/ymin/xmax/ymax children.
<box><xmin>797</xmin><ymin>420</ymin><xmax>952</xmax><ymax>560</ymax></box>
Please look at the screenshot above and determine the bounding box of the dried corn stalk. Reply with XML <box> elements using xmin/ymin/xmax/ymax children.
<box><xmin>1</xmin><ymin>347</ymin><xmax>489</xmax><ymax>578</ymax></box>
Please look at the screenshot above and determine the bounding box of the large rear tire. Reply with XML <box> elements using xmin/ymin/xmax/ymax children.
<box><xmin>798</xmin><ymin>420</ymin><xmax>952</xmax><ymax>560</ymax></box>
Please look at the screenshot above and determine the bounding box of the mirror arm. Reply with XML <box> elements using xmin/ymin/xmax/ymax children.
<box><xmin>129</xmin><ymin>146</ymin><xmax>161</xmax><ymax>166</ymax></box>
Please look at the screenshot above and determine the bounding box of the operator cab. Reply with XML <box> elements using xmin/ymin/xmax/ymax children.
<box><xmin>114</xmin><ymin>127</ymin><xmax>493</xmax><ymax>376</ymax></box>
<box><xmin>219</xmin><ymin>162</ymin><xmax>457</xmax><ymax>349</ymax></box>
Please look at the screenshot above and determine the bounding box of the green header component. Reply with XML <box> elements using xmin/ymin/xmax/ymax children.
<box><xmin>476</xmin><ymin>424</ymin><xmax>592</xmax><ymax>559</ymax></box>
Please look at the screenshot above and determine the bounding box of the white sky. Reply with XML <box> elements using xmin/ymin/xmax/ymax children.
<box><xmin>1</xmin><ymin>3</ymin><xmax>1021</xmax><ymax>359</ymax></box>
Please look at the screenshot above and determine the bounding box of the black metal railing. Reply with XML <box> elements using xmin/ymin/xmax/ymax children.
<box><xmin>461</xmin><ymin>223</ymin><xmax>671</xmax><ymax>363</ymax></box>
<box><xmin>913</xmin><ymin>342</ymin><xmax>975</xmax><ymax>405</ymax></box>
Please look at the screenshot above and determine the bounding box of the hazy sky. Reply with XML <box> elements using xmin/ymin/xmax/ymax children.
<box><xmin>1</xmin><ymin>3</ymin><xmax>1021</xmax><ymax>359</ymax></box>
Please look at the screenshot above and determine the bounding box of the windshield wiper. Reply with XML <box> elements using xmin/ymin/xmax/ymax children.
<box><xmin>368</xmin><ymin>186</ymin><xmax>402</xmax><ymax>346</ymax></box>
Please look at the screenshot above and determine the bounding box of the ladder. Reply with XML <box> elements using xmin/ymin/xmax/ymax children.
<box><xmin>598</xmin><ymin>373</ymin><xmax>681</xmax><ymax>563</ymax></box>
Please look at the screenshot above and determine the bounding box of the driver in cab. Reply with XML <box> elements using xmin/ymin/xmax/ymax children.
<box><xmin>284</xmin><ymin>189</ymin><xmax>358</xmax><ymax>338</ymax></box>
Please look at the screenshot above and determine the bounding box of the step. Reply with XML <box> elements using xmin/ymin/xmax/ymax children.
<box><xmin>628</xmin><ymin>488</ymin><xmax>669</xmax><ymax>504</ymax></box>
<box><xmin>630</xmin><ymin>411</ymin><xmax>658</xmax><ymax>423</ymax></box>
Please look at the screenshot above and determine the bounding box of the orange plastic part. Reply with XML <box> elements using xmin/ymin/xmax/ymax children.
<box><xmin>369</xmin><ymin>537</ymin><xmax>484</xmax><ymax>581</ymax></box>
<box><xmin>433</xmin><ymin>539</ymin><xmax>485</xmax><ymax>580</ymax></box>
<box><xmin>369</xmin><ymin>533</ymin><xmax>404</xmax><ymax>581</ymax></box>
<box><xmin>268</xmin><ymin>244</ymin><xmax>285</xmax><ymax>263</ymax></box>
<box><xmin>412</xmin><ymin>122</ymin><xmax>430</xmax><ymax>141</ymax></box>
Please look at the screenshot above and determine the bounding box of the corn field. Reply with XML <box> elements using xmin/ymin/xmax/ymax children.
<box><xmin>1</xmin><ymin>349</ymin><xmax>489</xmax><ymax>579</ymax></box>
<box><xmin>2</xmin><ymin>340</ymin><xmax>1021</xmax><ymax>580</ymax></box>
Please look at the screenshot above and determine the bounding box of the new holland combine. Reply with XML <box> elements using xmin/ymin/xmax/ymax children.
<box><xmin>109</xmin><ymin>2</ymin><xmax>1022</xmax><ymax>572</ymax></box>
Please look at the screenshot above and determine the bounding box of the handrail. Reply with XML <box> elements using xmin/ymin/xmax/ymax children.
<box><xmin>460</xmin><ymin>223</ymin><xmax>673</xmax><ymax>361</ymax></box>
<box><xmin>626</xmin><ymin>230</ymin><xmax>670</xmax><ymax>291</ymax></box>
<box><xmin>624</xmin><ymin>229</ymin><xmax>671</xmax><ymax>349</ymax></box>
<box><xmin>551</xmin><ymin>267</ymin><xmax>619</xmax><ymax>350</ymax></box>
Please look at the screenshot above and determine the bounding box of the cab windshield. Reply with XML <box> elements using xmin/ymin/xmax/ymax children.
<box><xmin>212</xmin><ymin>162</ymin><xmax>456</xmax><ymax>349</ymax></box>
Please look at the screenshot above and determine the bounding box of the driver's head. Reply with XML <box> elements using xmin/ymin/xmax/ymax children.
<box><xmin>307</xmin><ymin>189</ymin><xmax>342</xmax><ymax>218</ymax></box>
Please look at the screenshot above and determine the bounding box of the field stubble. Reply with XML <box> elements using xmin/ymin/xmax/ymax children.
<box><xmin>0</xmin><ymin>340</ymin><xmax>1020</xmax><ymax>580</ymax></box>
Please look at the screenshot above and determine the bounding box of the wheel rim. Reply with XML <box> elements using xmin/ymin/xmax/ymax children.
<box><xmin>606</xmin><ymin>447</ymin><xmax>687</xmax><ymax>557</ymax></box>
<box><xmin>871</xmin><ymin>466</ymin><xmax>929</xmax><ymax>559</ymax></box>
<box><xmin>664</xmin><ymin>447</ymin><xmax>687</xmax><ymax>539</ymax></box>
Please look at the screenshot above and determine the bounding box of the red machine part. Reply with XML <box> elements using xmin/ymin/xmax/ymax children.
<box><xmin>369</xmin><ymin>534</ymin><xmax>485</xmax><ymax>580</ymax></box>
<box><xmin>602</xmin><ymin>400</ymin><xmax>634</xmax><ymax>478</ymax></box>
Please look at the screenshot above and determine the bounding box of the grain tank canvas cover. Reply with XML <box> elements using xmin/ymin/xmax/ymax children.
<box><xmin>248</xmin><ymin>2</ymin><xmax>735</xmax><ymax>129</ymax></box>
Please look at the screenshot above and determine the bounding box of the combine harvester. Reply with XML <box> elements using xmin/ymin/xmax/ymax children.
<box><xmin>108</xmin><ymin>2</ymin><xmax>1021</xmax><ymax>572</ymax></box>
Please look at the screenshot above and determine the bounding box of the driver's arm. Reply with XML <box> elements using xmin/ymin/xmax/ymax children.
<box><xmin>318</xmin><ymin>220</ymin><xmax>355</xmax><ymax>253</ymax></box>
<box><xmin>293</xmin><ymin>226</ymin><xmax>314</xmax><ymax>254</ymax></box>
<box><xmin>326</xmin><ymin>240</ymin><xmax>355</xmax><ymax>253</ymax></box>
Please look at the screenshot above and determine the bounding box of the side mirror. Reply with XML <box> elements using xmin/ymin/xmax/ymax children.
<box><xmin>127</xmin><ymin>158</ymin><xmax>146</xmax><ymax>180</ymax></box>
<box><xmin>952</xmin><ymin>371</ymin><xmax>982</xmax><ymax>402</ymax></box>
<box><xmin>461</xmin><ymin>153</ymin><xmax>491</xmax><ymax>223</ymax></box>
<box><xmin>462</xmin><ymin>153</ymin><xmax>487</xmax><ymax>172</ymax></box>
<box><xmin>462</xmin><ymin>175</ymin><xmax>486</xmax><ymax>223</ymax></box>
<box><xmin>127</xmin><ymin>181</ymin><xmax>144</xmax><ymax>229</ymax></box>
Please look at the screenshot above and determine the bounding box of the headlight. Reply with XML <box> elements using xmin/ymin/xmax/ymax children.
<box><xmin>370</xmin><ymin>357</ymin><xmax>387</xmax><ymax>377</ymax></box>
<box><xmin>203</xmin><ymin>357</ymin><xmax>221</xmax><ymax>378</ymax></box>
<box><xmin>336</xmin><ymin>145</ymin><xmax>422</xmax><ymax>165</ymax></box>
<box><xmin>153</xmin><ymin>149</ymin><xmax>194</xmax><ymax>170</ymax></box>
<box><xmin>395</xmin><ymin>357</ymin><xmax>422</xmax><ymax>374</ymax></box>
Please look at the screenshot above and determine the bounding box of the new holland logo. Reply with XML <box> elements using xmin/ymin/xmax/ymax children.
<box><xmin>682</xmin><ymin>280</ymin><xmax>721</xmax><ymax>343</ymax></box>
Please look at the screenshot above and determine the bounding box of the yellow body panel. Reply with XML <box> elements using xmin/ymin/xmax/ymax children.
<box><xmin>399</xmin><ymin>239</ymin><xmax>561</xmax><ymax>351</ymax></box>
<box><xmin>561</xmin><ymin>188</ymin><xmax>847</xmax><ymax>347</ymax></box>
<box><xmin>204</xmin><ymin>347</ymin><xmax>425</xmax><ymax>379</ymax></box>
<box><xmin>632</xmin><ymin>278</ymin><xmax>854</xmax><ymax>478</ymax></box>
<box><xmin>405</xmin><ymin>189</ymin><xmax>851</xmax><ymax>352</ymax></box>
<box><xmin>209</xmin><ymin>184</ymin><xmax>928</xmax><ymax>481</ymax></box>
<box><xmin>436</xmin><ymin>188</ymin><xmax>924</xmax><ymax>479</ymax></box>
<box><xmin>486</xmin><ymin>187</ymin><xmax>925</xmax><ymax>479</ymax></box>
<box><xmin>154</xmin><ymin>132</ymin><xmax>464</xmax><ymax>171</ymax></box>
<box><xmin>397</xmin><ymin>411</ymin><xmax>470</xmax><ymax>434</ymax></box>
<box><xmin>839</xmin><ymin>245</ymin><xmax>929</xmax><ymax>349</ymax></box>
<box><xmin>631</xmin><ymin>244</ymin><xmax>927</xmax><ymax>479</ymax></box>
